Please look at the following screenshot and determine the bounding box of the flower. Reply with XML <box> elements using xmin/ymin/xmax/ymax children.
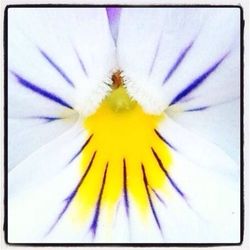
<box><xmin>8</xmin><ymin>7</ymin><xmax>240</xmax><ymax>243</ymax></box>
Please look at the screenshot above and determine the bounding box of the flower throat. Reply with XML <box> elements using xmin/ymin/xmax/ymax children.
<box><xmin>106</xmin><ymin>70</ymin><xmax>136</xmax><ymax>112</ymax></box>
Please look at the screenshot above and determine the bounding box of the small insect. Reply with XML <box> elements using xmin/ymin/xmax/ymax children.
<box><xmin>111</xmin><ymin>70</ymin><xmax>123</xmax><ymax>89</ymax></box>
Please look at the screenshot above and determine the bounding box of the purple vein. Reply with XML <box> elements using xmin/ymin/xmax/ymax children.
<box><xmin>184</xmin><ymin>106</ymin><xmax>209</xmax><ymax>112</ymax></box>
<box><xmin>45</xmin><ymin>151</ymin><xmax>96</xmax><ymax>236</ymax></box>
<box><xmin>183</xmin><ymin>96</ymin><xmax>240</xmax><ymax>113</ymax></box>
<box><xmin>169</xmin><ymin>53</ymin><xmax>229</xmax><ymax>105</ymax></box>
<box><xmin>123</xmin><ymin>158</ymin><xmax>129</xmax><ymax>216</ymax></box>
<box><xmin>39</xmin><ymin>48</ymin><xmax>74</xmax><ymax>87</ymax></box>
<box><xmin>154</xmin><ymin>129</ymin><xmax>177</xmax><ymax>151</ymax></box>
<box><xmin>150</xmin><ymin>187</ymin><xmax>166</xmax><ymax>207</ymax></box>
<box><xmin>67</xmin><ymin>135</ymin><xmax>93</xmax><ymax>165</ymax></box>
<box><xmin>74</xmin><ymin>48</ymin><xmax>88</xmax><ymax>77</ymax></box>
<box><xmin>151</xmin><ymin>147</ymin><xmax>186</xmax><ymax>199</ymax></box>
<box><xmin>163</xmin><ymin>41</ymin><xmax>194</xmax><ymax>84</ymax></box>
<box><xmin>90</xmin><ymin>162</ymin><xmax>109</xmax><ymax>237</ymax></box>
<box><xmin>149</xmin><ymin>35</ymin><xmax>162</xmax><ymax>75</ymax></box>
<box><xmin>26</xmin><ymin>116</ymin><xmax>63</xmax><ymax>123</ymax></box>
<box><xmin>11</xmin><ymin>71</ymin><xmax>73</xmax><ymax>109</ymax></box>
<box><xmin>106</xmin><ymin>7</ymin><xmax>121</xmax><ymax>45</ymax></box>
<box><xmin>141</xmin><ymin>163</ymin><xmax>162</xmax><ymax>234</ymax></box>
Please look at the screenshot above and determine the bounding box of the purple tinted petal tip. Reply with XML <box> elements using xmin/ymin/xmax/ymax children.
<box><xmin>106</xmin><ymin>8</ymin><xmax>121</xmax><ymax>45</ymax></box>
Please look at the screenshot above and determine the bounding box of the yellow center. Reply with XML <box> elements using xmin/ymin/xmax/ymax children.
<box><xmin>71</xmin><ymin>86</ymin><xmax>172</xmax><ymax>226</ymax></box>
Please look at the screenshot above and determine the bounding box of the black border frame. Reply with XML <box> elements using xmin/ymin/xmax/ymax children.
<box><xmin>3</xmin><ymin>4</ymin><xmax>244</xmax><ymax>247</ymax></box>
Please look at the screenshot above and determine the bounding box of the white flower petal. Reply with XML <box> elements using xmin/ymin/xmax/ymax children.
<box><xmin>160</xmin><ymin>8</ymin><xmax>240</xmax><ymax>106</ymax></box>
<box><xmin>117</xmin><ymin>8</ymin><xmax>240</xmax><ymax>114</ymax></box>
<box><xmin>154</xmin><ymin>149</ymin><xmax>240</xmax><ymax>243</ymax></box>
<box><xmin>117</xmin><ymin>8</ymin><xmax>168</xmax><ymax>113</ymax></box>
<box><xmin>158</xmin><ymin>117</ymin><xmax>239</xmax><ymax>179</ymax></box>
<box><xmin>8</xmin><ymin>119</ymin><xmax>86</xmax><ymax>197</ymax></box>
<box><xmin>8</xmin><ymin>8</ymin><xmax>117</xmax><ymax>169</ymax></box>
<box><xmin>8</xmin><ymin>114</ymin><xmax>78</xmax><ymax>171</ymax></box>
<box><xmin>9</xmin><ymin>8</ymin><xmax>116</xmax><ymax>115</ymax></box>
<box><xmin>8</xmin><ymin>158</ymin><xmax>85</xmax><ymax>243</ymax></box>
<box><xmin>168</xmin><ymin>99</ymin><xmax>240</xmax><ymax>163</ymax></box>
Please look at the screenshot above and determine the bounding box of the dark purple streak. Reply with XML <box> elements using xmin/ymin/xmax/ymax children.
<box><xmin>154</xmin><ymin>129</ymin><xmax>177</xmax><ymax>151</ymax></box>
<box><xmin>141</xmin><ymin>164</ymin><xmax>162</xmax><ymax>234</ymax></box>
<box><xmin>39</xmin><ymin>49</ymin><xmax>74</xmax><ymax>87</ymax></box>
<box><xmin>90</xmin><ymin>163</ymin><xmax>109</xmax><ymax>237</ymax></box>
<box><xmin>163</xmin><ymin>41</ymin><xmax>194</xmax><ymax>84</ymax></box>
<box><xmin>74</xmin><ymin>48</ymin><xmax>88</xmax><ymax>76</ymax></box>
<box><xmin>123</xmin><ymin>158</ymin><xmax>129</xmax><ymax>216</ymax></box>
<box><xmin>184</xmin><ymin>106</ymin><xmax>208</xmax><ymax>112</ymax></box>
<box><xmin>170</xmin><ymin>53</ymin><xmax>229</xmax><ymax>105</ymax></box>
<box><xmin>150</xmin><ymin>187</ymin><xmax>166</xmax><ymax>207</ymax></box>
<box><xmin>67</xmin><ymin>135</ymin><xmax>93</xmax><ymax>165</ymax></box>
<box><xmin>11</xmin><ymin>72</ymin><xmax>73</xmax><ymax>109</ymax></box>
<box><xmin>27</xmin><ymin>116</ymin><xmax>62</xmax><ymax>123</ymax></box>
<box><xmin>151</xmin><ymin>147</ymin><xmax>186</xmax><ymax>199</ymax></box>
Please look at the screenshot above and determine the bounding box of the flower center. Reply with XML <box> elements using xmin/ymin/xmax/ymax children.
<box><xmin>69</xmin><ymin>71</ymin><xmax>173</xmax><ymax>229</ymax></box>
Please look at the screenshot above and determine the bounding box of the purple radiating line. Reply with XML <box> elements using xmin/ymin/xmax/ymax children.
<box><xmin>141</xmin><ymin>164</ymin><xmax>162</xmax><ymax>234</ymax></box>
<box><xmin>106</xmin><ymin>7</ymin><xmax>121</xmax><ymax>45</ymax></box>
<box><xmin>39</xmin><ymin>48</ymin><xmax>75</xmax><ymax>87</ymax></box>
<box><xmin>151</xmin><ymin>147</ymin><xmax>186</xmax><ymax>199</ymax></box>
<box><xmin>149</xmin><ymin>36</ymin><xmax>162</xmax><ymax>75</ymax></box>
<box><xmin>74</xmin><ymin>48</ymin><xmax>88</xmax><ymax>77</ymax></box>
<box><xmin>27</xmin><ymin>116</ymin><xmax>62</xmax><ymax>123</ymax></box>
<box><xmin>184</xmin><ymin>106</ymin><xmax>208</xmax><ymax>112</ymax></box>
<box><xmin>11</xmin><ymin>72</ymin><xmax>73</xmax><ymax>110</ymax></box>
<box><xmin>154</xmin><ymin>129</ymin><xmax>177</xmax><ymax>151</ymax></box>
<box><xmin>123</xmin><ymin>159</ymin><xmax>129</xmax><ymax>216</ymax></box>
<box><xmin>170</xmin><ymin>53</ymin><xmax>229</xmax><ymax>106</ymax></box>
<box><xmin>67</xmin><ymin>135</ymin><xmax>93</xmax><ymax>165</ymax></box>
<box><xmin>165</xmin><ymin>172</ymin><xmax>185</xmax><ymax>198</ymax></box>
<box><xmin>90</xmin><ymin>163</ymin><xmax>109</xmax><ymax>237</ymax></box>
<box><xmin>45</xmin><ymin>151</ymin><xmax>97</xmax><ymax>236</ymax></box>
<box><xmin>163</xmin><ymin>41</ymin><xmax>194</xmax><ymax>84</ymax></box>
<box><xmin>150</xmin><ymin>187</ymin><xmax>166</xmax><ymax>207</ymax></box>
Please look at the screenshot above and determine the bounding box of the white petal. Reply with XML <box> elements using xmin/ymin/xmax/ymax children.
<box><xmin>8</xmin><ymin>114</ymin><xmax>78</xmax><ymax>171</ymax></box>
<box><xmin>158</xmin><ymin>117</ymin><xmax>239</xmax><ymax>179</ymax></box>
<box><xmin>160</xmin><ymin>8</ymin><xmax>240</xmax><ymax>106</ymax></box>
<box><xmin>155</xmin><ymin>149</ymin><xmax>240</xmax><ymax>243</ymax></box>
<box><xmin>8</xmin><ymin>8</ymin><xmax>117</xmax><ymax>169</ymax></box>
<box><xmin>8</xmin><ymin>158</ymin><xmax>89</xmax><ymax>243</ymax></box>
<box><xmin>168</xmin><ymin>99</ymin><xmax>240</xmax><ymax>163</ymax></box>
<box><xmin>117</xmin><ymin>8</ymin><xmax>168</xmax><ymax>114</ymax></box>
<box><xmin>8</xmin><ymin>120</ymin><xmax>96</xmax><ymax>243</ymax></box>
<box><xmin>9</xmin><ymin>119</ymin><xmax>85</xmax><ymax>198</ymax></box>
<box><xmin>117</xmin><ymin>8</ymin><xmax>240</xmax><ymax>113</ymax></box>
<box><xmin>8</xmin><ymin>8</ymin><xmax>116</xmax><ymax>115</ymax></box>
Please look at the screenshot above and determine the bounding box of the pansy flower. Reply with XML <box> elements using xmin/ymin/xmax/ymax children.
<box><xmin>8</xmin><ymin>7</ymin><xmax>241</xmax><ymax>243</ymax></box>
